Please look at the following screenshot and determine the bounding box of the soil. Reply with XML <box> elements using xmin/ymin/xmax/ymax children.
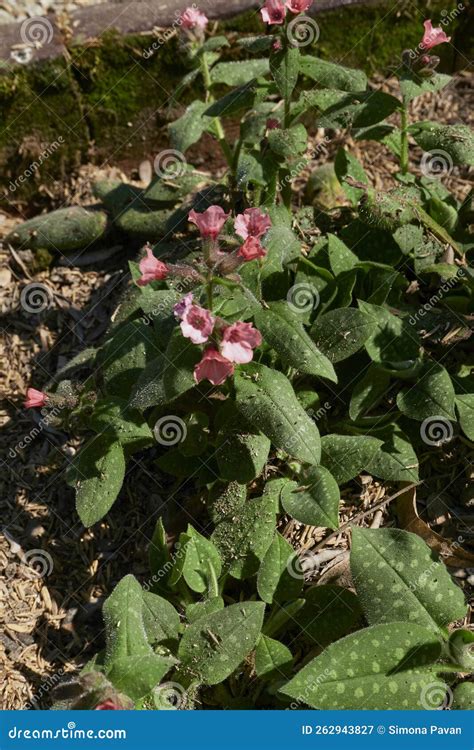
<box><xmin>1</xmin><ymin>74</ymin><xmax>473</xmax><ymax>710</ymax></box>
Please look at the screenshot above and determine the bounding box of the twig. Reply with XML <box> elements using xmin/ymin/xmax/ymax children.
<box><xmin>312</xmin><ymin>481</ymin><xmax>421</xmax><ymax>552</ymax></box>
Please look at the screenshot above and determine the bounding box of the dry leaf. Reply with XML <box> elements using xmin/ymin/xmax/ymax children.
<box><xmin>397</xmin><ymin>485</ymin><xmax>474</xmax><ymax>567</ymax></box>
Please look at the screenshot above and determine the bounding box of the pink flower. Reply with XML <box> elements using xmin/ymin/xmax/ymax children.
<box><xmin>180</xmin><ymin>304</ymin><xmax>215</xmax><ymax>344</ymax></box>
<box><xmin>237</xmin><ymin>237</ymin><xmax>267</xmax><ymax>262</ymax></box>
<box><xmin>173</xmin><ymin>292</ymin><xmax>193</xmax><ymax>320</ymax></box>
<box><xmin>272</xmin><ymin>38</ymin><xmax>282</xmax><ymax>51</ymax></box>
<box><xmin>194</xmin><ymin>348</ymin><xmax>234</xmax><ymax>386</ymax></box>
<box><xmin>421</xmin><ymin>20</ymin><xmax>451</xmax><ymax>50</ymax></box>
<box><xmin>220</xmin><ymin>322</ymin><xmax>262</xmax><ymax>364</ymax></box>
<box><xmin>180</xmin><ymin>7</ymin><xmax>208</xmax><ymax>30</ymax></box>
<box><xmin>137</xmin><ymin>246</ymin><xmax>169</xmax><ymax>286</ymax></box>
<box><xmin>286</xmin><ymin>0</ymin><xmax>312</xmax><ymax>12</ymax></box>
<box><xmin>24</xmin><ymin>388</ymin><xmax>48</xmax><ymax>408</ymax></box>
<box><xmin>234</xmin><ymin>208</ymin><xmax>272</xmax><ymax>240</ymax></box>
<box><xmin>188</xmin><ymin>206</ymin><xmax>229</xmax><ymax>241</ymax></box>
<box><xmin>95</xmin><ymin>700</ymin><xmax>123</xmax><ymax>710</ymax></box>
<box><xmin>260</xmin><ymin>0</ymin><xmax>286</xmax><ymax>25</ymax></box>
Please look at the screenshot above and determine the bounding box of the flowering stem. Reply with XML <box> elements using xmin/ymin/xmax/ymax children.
<box><xmin>200</xmin><ymin>53</ymin><xmax>234</xmax><ymax>170</ymax></box>
<box><xmin>206</xmin><ymin>273</ymin><xmax>214</xmax><ymax>311</ymax></box>
<box><xmin>400</xmin><ymin>98</ymin><xmax>410</xmax><ymax>174</ymax></box>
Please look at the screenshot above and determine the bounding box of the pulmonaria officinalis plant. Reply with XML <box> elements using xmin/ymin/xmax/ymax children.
<box><xmin>22</xmin><ymin>6</ymin><xmax>474</xmax><ymax>712</ymax></box>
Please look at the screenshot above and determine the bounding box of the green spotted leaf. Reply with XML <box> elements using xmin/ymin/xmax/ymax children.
<box><xmin>255</xmin><ymin>635</ymin><xmax>293</xmax><ymax>681</ymax></box>
<box><xmin>455</xmin><ymin>394</ymin><xmax>474</xmax><ymax>440</ymax></box>
<box><xmin>349</xmin><ymin>365</ymin><xmax>390</xmax><ymax>420</ymax></box>
<box><xmin>396</xmin><ymin>361</ymin><xmax>456</xmax><ymax>421</ymax></box>
<box><xmin>280</xmin><ymin>466</ymin><xmax>340</xmax><ymax>528</ymax></box>
<box><xmin>178</xmin><ymin>601</ymin><xmax>265</xmax><ymax>685</ymax></box>
<box><xmin>321</xmin><ymin>434</ymin><xmax>382</xmax><ymax>484</ymax></box>
<box><xmin>452</xmin><ymin>682</ymin><xmax>474</xmax><ymax>710</ymax></box>
<box><xmin>210</xmin><ymin>59</ymin><xmax>270</xmax><ymax>86</ymax></box>
<box><xmin>212</xmin><ymin>494</ymin><xmax>276</xmax><ymax>580</ymax></box>
<box><xmin>103</xmin><ymin>575</ymin><xmax>176</xmax><ymax>700</ymax></box>
<box><xmin>293</xmin><ymin>585</ymin><xmax>363</xmax><ymax>647</ymax></box>
<box><xmin>142</xmin><ymin>591</ymin><xmax>180</xmax><ymax>646</ymax></box>
<box><xmin>358</xmin><ymin>300</ymin><xmax>421</xmax><ymax>365</ymax></box>
<box><xmin>74</xmin><ymin>436</ymin><xmax>126</xmax><ymax>527</ymax></box>
<box><xmin>234</xmin><ymin>363</ymin><xmax>321</xmax><ymax>466</ymax></box>
<box><xmin>351</xmin><ymin>527</ymin><xmax>467</xmax><ymax>631</ymax></box>
<box><xmin>299</xmin><ymin>56</ymin><xmax>367</xmax><ymax>92</ymax></box>
<box><xmin>281</xmin><ymin>621</ymin><xmax>446</xmax><ymax>709</ymax></box>
<box><xmin>310</xmin><ymin>308</ymin><xmax>377</xmax><ymax>363</ymax></box>
<box><xmin>257</xmin><ymin>533</ymin><xmax>303</xmax><ymax>604</ymax></box>
<box><xmin>254</xmin><ymin>302</ymin><xmax>337</xmax><ymax>381</ymax></box>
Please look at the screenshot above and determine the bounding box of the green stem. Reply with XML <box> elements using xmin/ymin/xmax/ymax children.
<box><xmin>207</xmin><ymin>273</ymin><xmax>214</xmax><ymax>311</ymax></box>
<box><xmin>200</xmin><ymin>53</ymin><xmax>234</xmax><ymax>170</ymax></box>
<box><xmin>400</xmin><ymin>98</ymin><xmax>410</xmax><ymax>175</ymax></box>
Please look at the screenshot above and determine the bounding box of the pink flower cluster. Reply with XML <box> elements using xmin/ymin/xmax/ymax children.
<box><xmin>260</xmin><ymin>0</ymin><xmax>312</xmax><ymax>25</ymax></box>
<box><xmin>174</xmin><ymin>294</ymin><xmax>262</xmax><ymax>386</ymax></box>
<box><xmin>189</xmin><ymin>204</ymin><xmax>271</xmax><ymax>262</ymax></box>
<box><xmin>179</xmin><ymin>6</ymin><xmax>208</xmax><ymax>31</ymax></box>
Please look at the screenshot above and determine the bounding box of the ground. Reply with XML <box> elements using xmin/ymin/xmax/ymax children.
<box><xmin>0</xmin><ymin>73</ymin><xmax>473</xmax><ymax>710</ymax></box>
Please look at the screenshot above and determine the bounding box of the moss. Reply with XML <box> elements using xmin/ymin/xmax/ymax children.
<box><xmin>0</xmin><ymin>0</ymin><xmax>469</xmax><ymax>207</ymax></box>
<box><xmin>0</xmin><ymin>58</ymin><xmax>89</xmax><ymax>208</ymax></box>
<box><xmin>71</xmin><ymin>31</ymin><xmax>191</xmax><ymax>156</ymax></box>
<box><xmin>312</xmin><ymin>0</ymin><xmax>459</xmax><ymax>73</ymax></box>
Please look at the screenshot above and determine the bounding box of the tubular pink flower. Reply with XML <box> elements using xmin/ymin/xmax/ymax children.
<box><xmin>286</xmin><ymin>0</ymin><xmax>312</xmax><ymax>12</ymax></box>
<box><xmin>194</xmin><ymin>348</ymin><xmax>234</xmax><ymax>385</ymax></box>
<box><xmin>237</xmin><ymin>236</ymin><xmax>267</xmax><ymax>262</ymax></box>
<box><xmin>173</xmin><ymin>292</ymin><xmax>194</xmax><ymax>320</ymax></box>
<box><xmin>188</xmin><ymin>206</ymin><xmax>229</xmax><ymax>240</ymax></box>
<box><xmin>234</xmin><ymin>208</ymin><xmax>272</xmax><ymax>240</ymax></box>
<box><xmin>24</xmin><ymin>388</ymin><xmax>48</xmax><ymax>408</ymax></box>
<box><xmin>421</xmin><ymin>20</ymin><xmax>451</xmax><ymax>50</ymax></box>
<box><xmin>180</xmin><ymin>7</ymin><xmax>209</xmax><ymax>30</ymax></box>
<box><xmin>95</xmin><ymin>700</ymin><xmax>123</xmax><ymax>710</ymax></box>
<box><xmin>180</xmin><ymin>304</ymin><xmax>215</xmax><ymax>344</ymax></box>
<box><xmin>260</xmin><ymin>0</ymin><xmax>286</xmax><ymax>25</ymax></box>
<box><xmin>220</xmin><ymin>321</ymin><xmax>262</xmax><ymax>364</ymax></box>
<box><xmin>137</xmin><ymin>246</ymin><xmax>169</xmax><ymax>286</ymax></box>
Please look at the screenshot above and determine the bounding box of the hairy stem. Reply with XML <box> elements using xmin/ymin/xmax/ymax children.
<box><xmin>400</xmin><ymin>98</ymin><xmax>410</xmax><ymax>174</ymax></box>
